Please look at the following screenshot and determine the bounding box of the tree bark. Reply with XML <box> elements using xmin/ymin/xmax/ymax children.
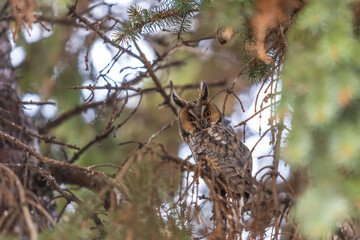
<box><xmin>0</xmin><ymin>21</ymin><xmax>57</xmax><ymax>238</ymax></box>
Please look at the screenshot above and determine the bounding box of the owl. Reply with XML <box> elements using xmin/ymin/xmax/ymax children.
<box><xmin>172</xmin><ymin>81</ymin><xmax>253</xmax><ymax>198</ymax></box>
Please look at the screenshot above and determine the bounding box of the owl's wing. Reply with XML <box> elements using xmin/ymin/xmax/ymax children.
<box><xmin>217</xmin><ymin>161</ymin><xmax>253</xmax><ymax>196</ymax></box>
<box><xmin>223</xmin><ymin>126</ymin><xmax>253</xmax><ymax>172</ymax></box>
<box><xmin>236</xmin><ymin>141</ymin><xmax>252</xmax><ymax>172</ymax></box>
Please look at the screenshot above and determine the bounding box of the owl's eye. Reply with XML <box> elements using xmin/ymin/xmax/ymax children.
<box><xmin>204</xmin><ymin>110</ymin><xmax>211</xmax><ymax>117</ymax></box>
<box><xmin>188</xmin><ymin>116</ymin><xmax>195</xmax><ymax>122</ymax></box>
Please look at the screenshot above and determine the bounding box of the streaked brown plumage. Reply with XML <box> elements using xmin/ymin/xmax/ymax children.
<box><xmin>172</xmin><ymin>81</ymin><xmax>253</xmax><ymax>198</ymax></box>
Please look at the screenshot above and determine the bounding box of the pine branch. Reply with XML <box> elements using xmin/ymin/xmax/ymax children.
<box><xmin>113</xmin><ymin>0</ymin><xmax>205</xmax><ymax>44</ymax></box>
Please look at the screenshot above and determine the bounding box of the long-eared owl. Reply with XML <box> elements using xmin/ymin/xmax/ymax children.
<box><xmin>172</xmin><ymin>81</ymin><xmax>253</xmax><ymax>198</ymax></box>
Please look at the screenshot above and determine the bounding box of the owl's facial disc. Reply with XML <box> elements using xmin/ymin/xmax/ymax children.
<box><xmin>179</xmin><ymin>101</ymin><xmax>221</xmax><ymax>135</ymax></box>
<box><xmin>204</xmin><ymin>101</ymin><xmax>221</xmax><ymax>125</ymax></box>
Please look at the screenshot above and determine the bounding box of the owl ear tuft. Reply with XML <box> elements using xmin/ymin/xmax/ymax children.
<box><xmin>199</xmin><ymin>81</ymin><xmax>208</xmax><ymax>100</ymax></box>
<box><xmin>172</xmin><ymin>92</ymin><xmax>187</xmax><ymax>108</ymax></box>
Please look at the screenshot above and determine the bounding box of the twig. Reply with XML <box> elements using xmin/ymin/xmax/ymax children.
<box><xmin>19</xmin><ymin>100</ymin><xmax>56</xmax><ymax>105</ymax></box>
<box><xmin>26</xmin><ymin>199</ymin><xmax>57</xmax><ymax>227</ymax></box>
<box><xmin>39</xmin><ymin>101</ymin><xmax>105</xmax><ymax>134</ymax></box>
<box><xmin>0</xmin><ymin>129</ymin><xmax>105</xmax><ymax>176</ymax></box>
<box><xmin>1</xmin><ymin>165</ymin><xmax>38</xmax><ymax>240</ymax></box>
<box><xmin>67</xmin><ymin>5</ymin><xmax>139</xmax><ymax>59</ymax></box>
<box><xmin>69</xmin><ymin>127</ymin><xmax>114</xmax><ymax>163</ymax></box>
<box><xmin>28</xmin><ymin>164</ymin><xmax>79</xmax><ymax>202</ymax></box>
<box><xmin>0</xmin><ymin>115</ymin><xmax>79</xmax><ymax>150</ymax></box>
<box><xmin>133</xmin><ymin>40</ymin><xmax>177</xmax><ymax>115</ymax></box>
<box><xmin>116</xmin><ymin>120</ymin><xmax>177</xmax><ymax>175</ymax></box>
<box><xmin>221</xmin><ymin>57</ymin><xmax>256</xmax><ymax>117</ymax></box>
<box><xmin>250</xmin><ymin>128</ymin><xmax>271</xmax><ymax>154</ymax></box>
<box><xmin>0</xmin><ymin>106</ymin><xmax>10</xmax><ymax>115</ymax></box>
<box><xmin>234</xmin><ymin>103</ymin><xmax>276</xmax><ymax>128</ymax></box>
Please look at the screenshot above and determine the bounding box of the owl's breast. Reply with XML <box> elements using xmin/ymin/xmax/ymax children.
<box><xmin>187</xmin><ymin>125</ymin><xmax>248</xmax><ymax>165</ymax></box>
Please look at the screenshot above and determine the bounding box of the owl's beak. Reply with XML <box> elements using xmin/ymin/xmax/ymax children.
<box><xmin>198</xmin><ymin>119</ymin><xmax>208</xmax><ymax>129</ymax></box>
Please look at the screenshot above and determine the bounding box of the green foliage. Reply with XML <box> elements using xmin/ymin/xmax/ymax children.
<box><xmin>113</xmin><ymin>0</ymin><xmax>210</xmax><ymax>44</ymax></box>
<box><xmin>243</xmin><ymin>51</ymin><xmax>271</xmax><ymax>83</ymax></box>
<box><xmin>282</xmin><ymin>0</ymin><xmax>360</xmax><ymax>237</ymax></box>
<box><xmin>40</xmin><ymin>193</ymin><xmax>103</xmax><ymax>240</ymax></box>
<box><xmin>199</xmin><ymin>0</ymin><xmax>270</xmax><ymax>83</ymax></box>
<box><xmin>201</xmin><ymin>0</ymin><xmax>255</xmax><ymax>28</ymax></box>
<box><xmin>293</xmin><ymin>187</ymin><xmax>349</xmax><ymax>238</ymax></box>
<box><xmin>103</xmin><ymin>146</ymin><xmax>191</xmax><ymax>240</ymax></box>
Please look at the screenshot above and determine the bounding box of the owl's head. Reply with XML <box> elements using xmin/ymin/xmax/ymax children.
<box><xmin>172</xmin><ymin>81</ymin><xmax>222</xmax><ymax>138</ymax></box>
